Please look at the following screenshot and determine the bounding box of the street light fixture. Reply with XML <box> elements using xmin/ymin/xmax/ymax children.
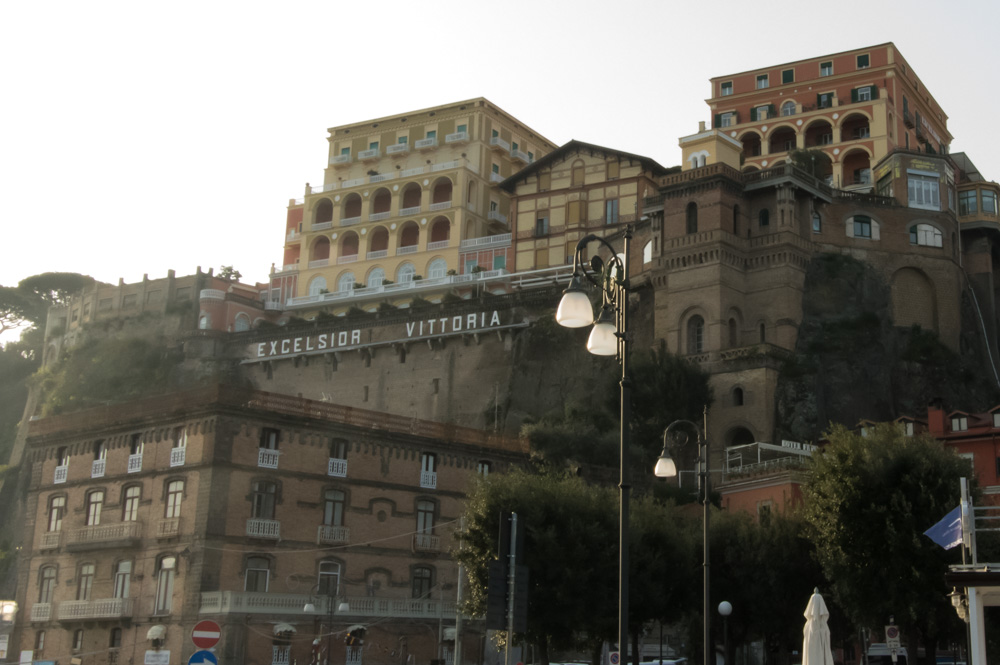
<box><xmin>556</xmin><ymin>225</ymin><xmax>633</xmax><ymax>660</ymax></box>
<box><xmin>304</xmin><ymin>585</ymin><xmax>350</xmax><ymax>665</ymax></box>
<box><xmin>717</xmin><ymin>601</ymin><xmax>732</xmax><ymax>665</ymax></box>
<box><xmin>655</xmin><ymin>419</ymin><xmax>711</xmax><ymax>665</ymax></box>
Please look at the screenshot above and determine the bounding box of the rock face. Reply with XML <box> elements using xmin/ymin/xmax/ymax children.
<box><xmin>775</xmin><ymin>253</ymin><xmax>1000</xmax><ymax>442</ymax></box>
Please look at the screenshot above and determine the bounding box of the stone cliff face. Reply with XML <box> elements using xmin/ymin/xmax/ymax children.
<box><xmin>774</xmin><ymin>253</ymin><xmax>1000</xmax><ymax>443</ymax></box>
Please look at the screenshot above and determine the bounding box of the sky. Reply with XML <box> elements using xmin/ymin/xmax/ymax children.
<box><xmin>2</xmin><ymin>0</ymin><xmax>999</xmax><ymax>292</ymax></box>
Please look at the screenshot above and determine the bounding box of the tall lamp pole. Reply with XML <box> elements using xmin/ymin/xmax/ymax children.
<box><xmin>654</xmin><ymin>417</ymin><xmax>711</xmax><ymax>665</ymax></box>
<box><xmin>556</xmin><ymin>225</ymin><xmax>633</xmax><ymax>662</ymax></box>
<box><xmin>304</xmin><ymin>586</ymin><xmax>350</xmax><ymax>665</ymax></box>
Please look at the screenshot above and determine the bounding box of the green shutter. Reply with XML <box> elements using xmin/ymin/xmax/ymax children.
<box><xmin>714</xmin><ymin>114</ymin><xmax>722</xmax><ymax>129</ymax></box>
<box><xmin>869</xmin><ymin>86</ymin><xmax>879</xmax><ymax>100</ymax></box>
<box><xmin>817</xmin><ymin>93</ymin><xmax>824</xmax><ymax>107</ymax></box>
<box><xmin>750</xmin><ymin>108</ymin><xmax>757</xmax><ymax>122</ymax></box>
<box><xmin>851</xmin><ymin>88</ymin><xmax>859</xmax><ymax>103</ymax></box>
<box><xmin>768</xmin><ymin>104</ymin><xmax>776</xmax><ymax>117</ymax></box>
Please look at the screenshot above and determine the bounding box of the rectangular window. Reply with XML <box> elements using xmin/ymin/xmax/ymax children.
<box><xmin>721</xmin><ymin>81</ymin><xmax>733</xmax><ymax>96</ymax></box>
<box><xmin>959</xmin><ymin>191</ymin><xmax>978</xmax><ymax>215</ymax></box>
<box><xmin>756</xmin><ymin>74</ymin><xmax>769</xmax><ymax>89</ymax></box>
<box><xmin>952</xmin><ymin>416</ymin><xmax>969</xmax><ymax>431</ymax></box>
<box><xmin>155</xmin><ymin>557</ymin><xmax>176</xmax><ymax>614</ymax></box>
<box><xmin>493</xmin><ymin>254</ymin><xmax>506</xmax><ymax>270</ymax></box>
<box><xmin>456</xmin><ymin>124</ymin><xmax>467</xmax><ymax>133</ymax></box>
<box><xmin>77</xmin><ymin>564</ymin><xmax>94</xmax><ymax>601</ymax></box>
<box><xmin>853</xmin><ymin>216</ymin><xmax>872</xmax><ymax>239</ymax></box>
<box><xmin>426</xmin><ymin>130</ymin><xmax>436</xmax><ymax>139</ymax></box>
<box><xmin>397</xmin><ymin>136</ymin><xmax>408</xmax><ymax>144</ymax></box>
<box><xmin>368</xmin><ymin>141</ymin><xmax>378</xmax><ymax>150</ymax></box>
<box><xmin>817</xmin><ymin>93</ymin><xmax>833</xmax><ymax>109</ymax></box>
<box><xmin>491</xmin><ymin>129</ymin><xmax>499</xmax><ymax>138</ymax></box>
<box><xmin>48</xmin><ymin>497</ymin><xmax>65</xmax><ymax>532</ymax></box>
<box><xmin>491</xmin><ymin>163</ymin><xmax>499</xmax><ymax>174</ymax></box>
<box><xmin>477</xmin><ymin>461</ymin><xmax>492</xmax><ymax>476</ymax></box>
<box><xmin>993</xmin><ymin>412</ymin><xmax>1000</xmax><ymax>428</ymax></box>
<box><xmin>877</xmin><ymin>174</ymin><xmax>893</xmax><ymax>198</ymax></box>
<box><xmin>511</xmin><ymin>141</ymin><xmax>518</xmax><ymax>151</ymax></box>
<box><xmin>538</xmin><ymin>172</ymin><xmax>551</xmax><ymax>191</ymax></box>
<box><xmin>719</xmin><ymin>112</ymin><xmax>735</xmax><ymax>128</ymax></box>
<box><xmin>122</xmin><ymin>486</ymin><xmax>141</xmax><ymax>521</ymax></box>
<box><xmin>260</xmin><ymin>428</ymin><xmax>279</xmax><ymax>450</ymax></box>
<box><xmin>113</xmin><ymin>561</ymin><xmax>131</xmax><ymax>599</ymax></box>
<box><xmin>754</xmin><ymin>105</ymin><xmax>769</xmax><ymax>121</ymax></box>
<box><xmin>820</xmin><ymin>61</ymin><xmax>833</xmax><ymax>76</ymax></box>
<box><xmin>983</xmin><ymin>190</ymin><xmax>998</xmax><ymax>214</ymax></box>
<box><xmin>86</xmin><ymin>491</ymin><xmax>103</xmax><ymax>526</ymax></box>
<box><xmin>605</xmin><ymin>199</ymin><xmax>619</xmax><ymax>225</ymax></box>
<box><xmin>535</xmin><ymin>214</ymin><xmax>549</xmax><ymax>237</ymax></box>
<box><xmin>781</xmin><ymin>69</ymin><xmax>794</xmax><ymax>84</ymax></box>
<box><xmin>908</xmin><ymin>173</ymin><xmax>941</xmax><ymax>211</ymax></box>
<box><xmin>340</xmin><ymin>147</ymin><xmax>350</xmax><ymax>155</ymax></box>
<box><xmin>857</xmin><ymin>53</ymin><xmax>870</xmax><ymax>69</ymax></box>
<box><xmin>166</xmin><ymin>480</ymin><xmax>183</xmax><ymax>518</ymax></box>
<box><xmin>819</xmin><ymin>133</ymin><xmax>833</xmax><ymax>145</ymax></box>
<box><xmin>421</xmin><ymin>453</ymin><xmax>436</xmax><ymax>474</ymax></box>
<box><xmin>854</xmin><ymin>127</ymin><xmax>871</xmax><ymax>139</ymax></box>
<box><xmin>607</xmin><ymin>161</ymin><xmax>620</xmax><ymax>180</ymax></box>
<box><xmin>324</xmin><ymin>490</ymin><xmax>345</xmax><ymax>526</ymax></box>
<box><xmin>857</xmin><ymin>87</ymin><xmax>872</xmax><ymax>102</ymax></box>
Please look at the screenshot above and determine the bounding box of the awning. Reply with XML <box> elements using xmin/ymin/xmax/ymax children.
<box><xmin>346</xmin><ymin>624</ymin><xmax>366</xmax><ymax>633</ymax></box>
<box><xmin>443</xmin><ymin>628</ymin><xmax>457</xmax><ymax>641</ymax></box>
<box><xmin>146</xmin><ymin>625</ymin><xmax>166</xmax><ymax>641</ymax></box>
<box><xmin>273</xmin><ymin>623</ymin><xmax>297</xmax><ymax>635</ymax></box>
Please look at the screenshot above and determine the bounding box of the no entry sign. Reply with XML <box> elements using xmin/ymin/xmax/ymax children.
<box><xmin>192</xmin><ymin>620</ymin><xmax>222</xmax><ymax>649</ymax></box>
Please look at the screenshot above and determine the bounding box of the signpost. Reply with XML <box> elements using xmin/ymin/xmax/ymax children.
<box><xmin>885</xmin><ymin>624</ymin><xmax>901</xmax><ymax>663</ymax></box>
<box><xmin>192</xmin><ymin>620</ymin><xmax>222</xmax><ymax>650</ymax></box>
<box><xmin>610</xmin><ymin>652</ymin><xmax>621</xmax><ymax>665</ymax></box>
<box><xmin>188</xmin><ymin>650</ymin><xmax>218</xmax><ymax>665</ymax></box>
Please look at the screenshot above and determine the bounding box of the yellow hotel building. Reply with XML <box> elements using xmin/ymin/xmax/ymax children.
<box><xmin>270</xmin><ymin>99</ymin><xmax>556</xmax><ymax>313</ymax></box>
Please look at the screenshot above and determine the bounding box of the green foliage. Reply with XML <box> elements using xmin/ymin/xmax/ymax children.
<box><xmin>788</xmin><ymin>149</ymin><xmax>833</xmax><ymax>179</ymax></box>
<box><xmin>0</xmin><ymin>343</ymin><xmax>39</xmax><ymax>462</ymax></box>
<box><xmin>377</xmin><ymin>301</ymin><xmax>397</xmax><ymax>312</ymax></box>
<box><xmin>409</xmin><ymin>296</ymin><xmax>433</xmax><ymax>309</ymax></box>
<box><xmin>218</xmin><ymin>266</ymin><xmax>242</xmax><ymax>281</ymax></box>
<box><xmin>802</xmin><ymin>424</ymin><xmax>968</xmax><ymax>647</ymax></box>
<box><xmin>0</xmin><ymin>286</ymin><xmax>35</xmax><ymax>334</ymax></box>
<box><xmin>36</xmin><ymin>337</ymin><xmax>183</xmax><ymax>415</ymax></box>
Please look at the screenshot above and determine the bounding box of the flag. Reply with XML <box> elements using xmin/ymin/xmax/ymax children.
<box><xmin>924</xmin><ymin>506</ymin><xmax>963</xmax><ymax>549</ymax></box>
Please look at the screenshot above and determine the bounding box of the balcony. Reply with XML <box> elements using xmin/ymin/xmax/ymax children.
<box><xmin>157</xmin><ymin>518</ymin><xmax>181</xmax><ymax>538</ymax></box>
<box><xmin>415</xmin><ymin>137</ymin><xmax>438</xmax><ymax>150</ymax></box>
<box><xmin>397</xmin><ymin>246</ymin><xmax>418</xmax><ymax>255</ymax></box>
<box><xmin>903</xmin><ymin>109</ymin><xmax>915</xmax><ymax>128</ymax></box>
<box><xmin>369</xmin><ymin>211</ymin><xmax>391</xmax><ymax>222</ymax></box>
<box><xmin>58</xmin><ymin>598</ymin><xmax>134</xmax><ymax>621</ymax></box>
<box><xmin>489</xmin><ymin>172</ymin><xmax>504</xmax><ymax>184</ymax></box>
<box><xmin>328</xmin><ymin>457</ymin><xmax>347</xmax><ymax>477</ymax></box>
<box><xmin>429</xmin><ymin>201</ymin><xmax>451</xmax><ymax>212</ymax></box>
<box><xmin>40</xmin><ymin>531</ymin><xmax>61</xmax><ymax>550</ymax></box>
<box><xmin>399</xmin><ymin>205</ymin><xmax>421</xmax><ymax>216</ymax></box>
<box><xmin>358</xmin><ymin>148</ymin><xmax>380</xmax><ymax>161</ymax></box>
<box><xmin>273</xmin><ymin>646</ymin><xmax>291</xmax><ymax>665</ymax></box>
<box><xmin>30</xmin><ymin>603</ymin><xmax>51</xmax><ymax>622</ymax></box>
<box><xmin>401</xmin><ymin>166</ymin><xmax>425</xmax><ymax>177</ymax></box>
<box><xmin>487</xmin><ymin>210</ymin><xmax>507</xmax><ymax>224</ymax></box>
<box><xmin>258</xmin><ymin>449</ymin><xmax>280</xmax><ymax>469</ymax></box>
<box><xmin>413</xmin><ymin>533</ymin><xmax>441</xmax><ymax>551</ymax></box>
<box><xmin>128</xmin><ymin>453</ymin><xmax>142</xmax><ymax>473</ymax></box>
<box><xmin>330</xmin><ymin>154</ymin><xmax>351</xmax><ymax>166</ymax></box>
<box><xmin>54</xmin><ymin>464</ymin><xmax>68</xmax><ymax>484</ymax></box>
<box><xmin>511</xmin><ymin>149</ymin><xmax>531</xmax><ymax>163</ymax></box>
<box><xmin>340</xmin><ymin>216</ymin><xmax>361</xmax><ymax>227</ymax></box>
<box><xmin>199</xmin><ymin>592</ymin><xmax>456</xmax><ymax>618</ymax></box>
<box><xmin>445</xmin><ymin>131</ymin><xmax>469</xmax><ymax>144</ymax></box>
<box><xmin>489</xmin><ymin>136</ymin><xmax>510</xmax><ymax>152</ymax></box>
<box><xmin>170</xmin><ymin>447</ymin><xmax>186</xmax><ymax>467</ymax></box>
<box><xmin>430</xmin><ymin>160</ymin><xmax>459</xmax><ymax>172</ymax></box>
<box><xmin>280</xmin><ymin>263</ymin><xmax>299</xmax><ymax>273</ymax></box>
<box><xmin>341</xmin><ymin>178</ymin><xmax>364</xmax><ymax>188</ymax></box>
<box><xmin>366</xmin><ymin>250</ymin><xmax>388</xmax><ymax>260</ymax></box>
<box><xmin>312</xmin><ymin>221</ymin><xmax>333</xmax><ymax>231</ymax></box>
<box><xmin>247</xmin><ymin>518</ymin><xmax>280</xmax><ymax>540</ymax></box>
<box><xmin>369</xmin><ymin>173</ymin><xmax>395</xmax><ymax>183</ymax></box>
<box><xmin>427</xmin><ymin>240</ymin><xmax>449</xmax><ymax>251</ymax></box>
<box><xmin>285</xmin><ymin>230</ymin><xmax>300</xmax><ymax>243</ymax></box>
<box><xmin>308</xmin><ymin>259</ymin><xmax>330</xmax><ymax>270</ymax></box>
<box><xmin>337</xmin><ymin>254</ymin><xmax>359</xmax><ymax>265</ymax></box>
<box><xmin>91</xmin><ymin>459</ymin><xmax>106</xmax><ymax>478</ymax></box>
<box><xmin>317</xmin><ymin>525</ymin><xmax>350</xmax><ymax>545</ymax></box>
<box><xmin>200</xmin><ymin>289</ymin><xmax>225</xmax><ymax>300</ymax></box>
<box><xmin>386</xmin><ymin>143</ymin><xmax>409</xmax><ymax>156</ymax></box>
<box><xmin>460</xmin><ymin>233</ymin><xmax>511</xmax><ymax>249</ymax></box>
<box><xmin>420</xmin><ymin>471</ymin><xmax>437</xmax><ymax>489</ymax></box>
<box><xmin>68</xmin><ymin>522</ymin><xmax>142</xmax><ymax>550</ymax></box>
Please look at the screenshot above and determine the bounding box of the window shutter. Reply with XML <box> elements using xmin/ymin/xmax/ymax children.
<box><xmin>768</xmin><ymin>104</ymin><xmax>776</xmax><ymax>117</ymax></box>
<box><xmin>869</xmin><ymin>86</ymin><xmax>879</xmax><ymax>100</ymax></box>
<box><xmin>851</xmin><ymin>88</ymin><xmax>859</xmax><ymax>103</ymax></box>
<box><xmin>817</xmin><ymin>93</ymin><xmax>824</xmax><ymax>107</ymax></box>
<box><xmin>714</xmin><ymin>114</ymin><xmax>722</xmax><ymax>129</ymax></box>
<box><xmin>750</xmin><ymin>108</ymin><xmax>757</xmax><ymax>122</ymax></box>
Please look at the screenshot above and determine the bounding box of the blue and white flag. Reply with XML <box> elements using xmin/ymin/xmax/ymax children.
<box><xmin>924</xmin><ymin>506</ymin><xmax>963</xmax><ymax>550</ymax></box>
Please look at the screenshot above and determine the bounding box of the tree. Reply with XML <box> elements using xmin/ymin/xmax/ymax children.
<box><xmin>802</xmin><ymin>424</ymin><xmax>968</xmax><ymax>664</ymax></box>
<box><xmin>218</xmin><ymin>266</ymin><xmax>243</xmax><ymax>281</ymax></box>
<box><xmin>0</xmin><ymin>286</ymin><xmax>34</xmax><ymax>335</ymax></box>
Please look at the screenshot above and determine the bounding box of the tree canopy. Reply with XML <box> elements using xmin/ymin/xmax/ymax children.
<box><xmin>802</xmin><ymin>424</ymin><xmax>968</xmax><ymax>659</ymax></box>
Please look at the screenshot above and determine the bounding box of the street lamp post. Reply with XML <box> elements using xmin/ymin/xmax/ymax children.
<box><xmin>556</xmin><ymin>225</ymin><xmax>633</xmax><ymax>662</ymax></box>
<box><xmin>717</xmin><ymin>601</ymin><xmax>732</xmax><ymax>665</ymax></box>
<box><xmin>654</xmin><ymin>418</ymin><xmax>711</xmax><ymax>665</ymax></box>
<box><xmin>304</xmin><ymin>586</ymin><xmax>350</xmax><ymax>665</ymax></box>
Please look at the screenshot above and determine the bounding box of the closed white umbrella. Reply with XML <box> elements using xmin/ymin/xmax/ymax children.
<box><xmin>803</xmin><ymin>588</ymin><xmax>834</xmax><ymax>665</ymax></box>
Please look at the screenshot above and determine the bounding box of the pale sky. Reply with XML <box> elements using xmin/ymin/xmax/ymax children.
<box><xmin>2</xmin><ymin>0</ymin><xmax>998</xmax><ymax>291</ymax></box>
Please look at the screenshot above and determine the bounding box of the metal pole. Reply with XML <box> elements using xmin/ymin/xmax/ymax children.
<box><xmin>619</xmin><ymin>227</ymin><xmax>633</xmax><ymax>665</ymax></box>
<box><xmin>456</xmin><ymin>517</ymin><xmax>465</xmax><ymax>665</ymax></box>
<box><xmin>327</xmin><ymin>593</ymin><xmax>334</xmax><ymax>665</ymax></box>
<box><xmin>702</xmin><ymin>407</ymin><xmax>711</xmax><ymax>665</ymax></box>
<box><xmin>504</xmin><ymin>513</ymin><xmax>519</xmax><ymax>665</ymax></box>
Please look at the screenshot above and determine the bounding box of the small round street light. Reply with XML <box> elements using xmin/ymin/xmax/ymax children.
<box><xmin>718</xmin><ymin>601</ymin><xmax>732</xmax><ymax>665</ymax></box>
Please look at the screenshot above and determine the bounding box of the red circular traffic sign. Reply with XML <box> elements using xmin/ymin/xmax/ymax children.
<box><xmin>192</xmin><ymin>620</ymin><xmax>222</xmax><ymax>649</ymax></box>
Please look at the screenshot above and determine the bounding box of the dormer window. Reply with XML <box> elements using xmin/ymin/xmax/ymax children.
<box><xmin>952</xmin><ymin>416</ymin><xmax>969</xmax><ymax>432</ymax></box>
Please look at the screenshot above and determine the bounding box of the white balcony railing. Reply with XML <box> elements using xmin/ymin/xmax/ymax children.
<box><xmin>413</xmin><ymin>533</ymin><xmax>441</xmax><ymax>551</ymax></box>
<box><xmin>58</xmin><ymin>597</ymin><xmax>134</xmax><ymax>620</ymax></box>
<box><xmin>487</xmin><ymin>210</ymin><xmax>507</xmax><ymax>224</ymax></box>
<box><xmin>399</xmin><ymin>205</ymin><xmax>421</xmax><ymax>216</ymax></box>
<box><xmin>366</xmin><ymin>250</ymin><xmax>388</xmax><ymax>260</ymax></box>
<box><xmin>265</xmin><ymin>301</ymin><xmax>283</xmax><ymax>311</ymax></box>
<box><xmin>309</xmin><ymin>183</ymin><xmax>337</xmax><ymax>194</ymax></box>
<box><xmin>317</xmin><ymin>524</ymin><xmax>350</xmax><ymax>544</ymax></box>
<box><xmin>341</xmin><ymin>178</ymin><xmax>364</xmax><ymax>188</ymax></box>
<box><xmin>312</xmin><ymin>221</ymin><xmax>334</xmax><ymax>231</ymax></box>
<box><xmin>340</xmin><ymin>216</ymin><xmax>361</xmax><ymax>227</ymax></box>
<box><xmin>386</xmin><ymin>143</ymin><xmax>409</xmax><ymax>155</ymax></box>
<box><xmin>31</xmin><ymin>603</ymin><xmax>52</xmax><ymax>622</ymax></box>
<box><xmin>369</xmin><ymin>211</ymin><xmax>391</xmax><ymax>222</ymax></box>
<box><xmin>157</xmin><ymin>518</ymin><xmax>181</xmax><ymax>538</ymax></box>
<box><xmin>246</xmin><ymin>518</ymin><xmax>281</xmax><ymax>540</ymax></box>
<box><xmin>199</xmin><ymin>592</ymin><xmax>456</xmax><ymax>618</ymax></box>
<box><xmin>91</xmin><ymin>459</ymin><xmax>106</xmax><ymax>478</ymax></box>
<box><xmin>420</xmin><ymin>471</ymin><xmax>437</xmax><ymax>489</ymax></box>
<box><xmin>200</xmin><ymin>289</ymin><xmax>226</xmax><ymax>300</ymax></box>
<box><xmin>170</xmin><ymin>447</ymin><xmax>186</xmax><ymax>467</ymax></box>
<box><xmin>54</xmin><ymin>464</ymin><xmax>68</xmax><ymax>484</ymax></box>
<box><xmin>258</xmin><ymin>448</ymin><xmax>280</xmax><ymax>469</ymax></box>
<box><xmin>70</xmin><ymin>522</ymin><xmax>142</xmax><ymax>545</ymax></box>
<box><xmin>338</xmin><ymin>254</ymin><xmax>359</xmax><ymax>264</ymax></box>
<box><xmin>286</xmin><ymin>230</ymin><xmax>300</xmax><ymax>242</ymax></box>
<box><xmin>280</xmin><ymin>263</ymin><xmax>299</xmax><ymax>273</ymax></box>
<box><xmin>400</xmin><ymin>167</ymin><xmax>424</xmax><ymax>177</ymax></box>
<box><xmin>127</xmin><ymin>453</ymin><xmax>142</xmax><ymax>473</ymax></box>
<box><xmin>430</xmin><ymin>160</ymin><xmax>459</xmax><ymax>172</ymax></box>
<box><xmin>330</xmin><ymin>154</ymin><xmax>351</xmax><ymax>165</ymax></box>
<box><xmin>429</xmin><ymin>201</ymin><xmax>451</xmax><ymax>211</ymax></box>
<box><xmin>427</xmin><ymin>240</ymin><xmax>449</xmax><ymax>250</ymax></box>
<box><xmin>460</xmin><ymin>233</ymin><xmax>511</xmax><ymax>249</ymax></box>
<box><xmin>328</xmin><ymin>457</ymin><xmax>347</xmax><ymax>477</ymax></box>
<box><xmin>273</xmin><ymin>646</ymin><xmax>291</xmax><ymax>665</ymax></box>
<box><xmin>489</xmin><ymin>172</ymin><xmax>504</xmax><ymax>183</ymax></box>
<box><xmin>415</xmin><ymin>137</ymin><xmax>438</xmax><ymax>150</ymax></box>
<box><xmin>489</xmin><ymin>136</ymin><xmax>510</xmax><ymax>151</ymax></box>
<box><xmin>445</xmin><ymin>131</ymin><xmax>469</xmax><ymax>144</ymax></box>
<box><xmin>397</xmin><ymin>246</ymin><xmax>418</xmax><ymax>255</ymax></box>
<box><xmin>511</xmin><ymin>149</ymin><xmax>531</xmax><ymax>162</ymax></box>
<box><xmin>308</xmin><ymin>259</ymin><xmax>330</xmax><ymax>269</ymax></box>
<box><xmin>358</xmin><ymin>148</ymin><xmax>380</xmax><ymax>160</ymax></box>
<box><xmin>40</xmin><ymin>531</ymin><xmax>61</xmax><ymax>549</ymax></box>
<box><xmin>369</xmin><ymin>173</ymin><xmax>395</xmax><ymax>183</ymax></box>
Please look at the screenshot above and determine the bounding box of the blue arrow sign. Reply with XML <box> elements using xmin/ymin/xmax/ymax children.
<box><xmin>188</xmin><ymin>650</ymin><xmax>218</xmax><ymax>665</ymax></box>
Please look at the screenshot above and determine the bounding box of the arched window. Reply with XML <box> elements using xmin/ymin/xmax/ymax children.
<box><xmin>732</xmin><ymin>387</ymin><xmax>745</xmax><ymax>407</ymax></box>
<box><xmin>77</xmin><ymin>563</ymin><xmax>95</xmax><ymax>601</ymax></box>
<box><xmin>38</xmin><ymin>567</ymin><xmax>56</xmax><ymax>603</ymax></box>
<box><xmin>728</xmin><ymin>318</ymin><xmax>738</xmax><ymax>348</ymax></box>
<box><xmin>48</xmin><ymin>496</ymin><xmax>65</xmax><ymax>532</ymax></box>
<box><xmin>412</xmin><ymin>566</ymin><xmax>434</xmax><ymax>599</ymax></box>
<box><xmin>397</xmin><ymin>263</ymin><xmax>416</xmax><ymax>283</ymax></box>
<box><xmin>122</xmin><ymin>486</ymin><xmax>141</xmax><ymax>521</ymax></box>
<box><xmin>733</xmin><ymin>204</ymin><xmax>741</xmax><ymax>236</ymax></box>
<box><xmin>154</xmin><ymin>556</ymin><xmax>176</xmax><ymax>614</ymax></box>
<box><xmin>416</xmin><ymin>499</ymin><xmax>435</xmax><ymax>534</ymax></box>
<box><xmin>686</xmin><ymin>202</ymin><xmax>698</xmax><ymax>234</ymax></box>
<box><xmin>308</xmin><ymin>276</ymin><xmax>327</xmax><ymax>296</ymax></box>
<box><xmin>758</xmin><ymin>209</ymin><xmax>769</xmax><ymax>227</ymax></box>
<box><xmin>198</xmin><ymin>314</ymin><xmax>210</xmax><ymax>330</ymax></box>
<box><xmin>319</xmin><ymin>561</ymin><xmax>341</xmax><ymax>596</ymax></box>
<box><xmin>686</xmin><ymin>316</ymin><xmax>705</xmax><ymax>355</ymax></box>
<box><xmin>759</xmin><ymin>322</ymin><xmax>766</xmax><ymax>343</ymax></box>
<box><xmin>337</xmin><ymin>272</ymin><xmax>356</xmax><ymax>293</ymax></box>
<box><xmin>781</xmin><ymin>101</ymin><xmax>796</xmax><ymax>116</ymax></box>
<box><xmin>428</xmin><ymin>259</ymin><xmax>447</xmax><ymax>279</ymax></box>
<box><xmin>113</xmin><ymin>561</ymin><xmax>131</xmax><ymax>599</ymax></box>
<box><xmin>244</xmin><ymin>556</ymin><xmax>270</xmax><ymax>592</ymax></box>
<box><xmin>86</xmin><ymin>490</ymin><xmax>104</xmax><ymax>526</ymax></box>
<box><xmin>251</xmin><ymin>481</ymin><xmax>277</xmax><ymax>520</ymax></box>
<box><xmin>315</xmin><ymin>199</ymin><xmax>333</xmax><ymax>224</ymax></box>
<box><xmin>910</xmin><ymin>223</ymin><xmax>943</xmax><ymax>247</ymax></box>
<box><xmin>234</xmin><ymin>313</ymin><xmax>251</xmax><ymax>332</ymax></box>
<box><xmin>368</xmin><ymin>267</ymin><xmax>385</xmax><ymax>287</ymax></box>
<box><xmin>165</xmin><ymin>480</ymin><xmax>184</xmax><ymax>518</ymax></box>
<box><xmin>812</xmin><ymin>212</ymin><xmax>822</xmax><ymax>234</ymax></box>
<box><xmin>853</xmin><ymin>215</ymin><xmax>873</xmax><ymax>239</ymax></box>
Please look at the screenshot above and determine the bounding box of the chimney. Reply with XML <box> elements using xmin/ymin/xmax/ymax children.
<box><xmin>699</xmin><ymin>121</ymin><xmax>706</xmax><ymax>132</ymax></box>
<box><xmin>927</xmin><ymin>400</ymin><xmax>947</xmax><ymax>435</ymax></box>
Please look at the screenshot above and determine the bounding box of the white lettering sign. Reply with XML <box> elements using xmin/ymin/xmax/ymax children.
<box><xmin>781</xmin><ymin>439</ymin><xmax>817</xmax><ymax>452</ymax></box>
<box><xmin>145</xmin><ymin>651</ymin><xmax>171</xmax><ymax>665</ymax></box>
